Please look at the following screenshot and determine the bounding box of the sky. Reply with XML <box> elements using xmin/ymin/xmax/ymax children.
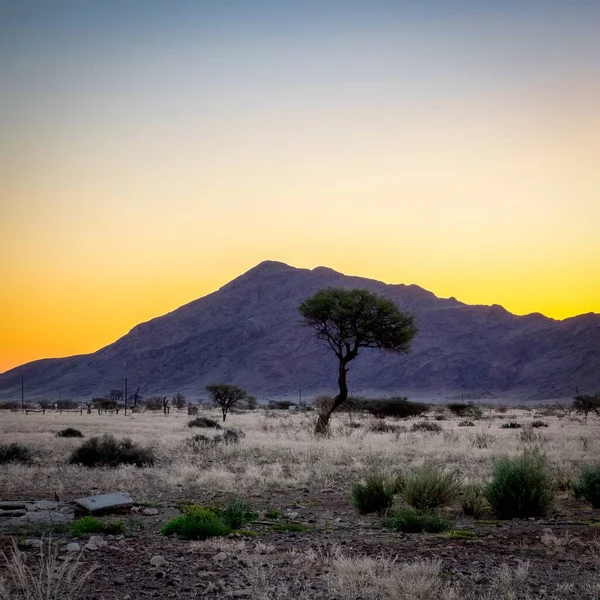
<box><xmin>1</xmin><ymin>0</ymin><xmax>599</xmax><ymax>373</ymax></box>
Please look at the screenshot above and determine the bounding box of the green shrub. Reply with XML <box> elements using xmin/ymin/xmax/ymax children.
<box><xmin>69</xmin><ymin>434</ymin><xmax>154</xmax><ymax>467</ymax></box>
<box><xmin>461</xmin><ymin>483</ymin><xmax>488</xmax><ymax>516</ymax></box>
<box><xmin>56</xmin><ymin>427</ymin><xmax>84</xmax><ymax>438</ymax></box>
<box><xmin>366</xmin><ymin>398</ymin><xmax>429</xmax><ymax>419</ymax></box>
<box><xmin>264</xmin><ymin>507</ymin><xmax>283</xmax><ymax>520</ymax></box>
<box><xmin>447</xmin><ymin>529</ymin><xmax>476</xmax><ymax>539</ymax></box>
<box><xmin>0</xmin><ymin>442</ymin><xmax>32</xmax><ymax>464</ymax></box>
<box><xmin>401</xmin><ymin>462</ymin><xmax>462</xmax><ymax>510</ymax></box>
<box><xmin>351</xmin><ymin>473</ymin><xmax>396</xmax><ymax>515</ymax></box>
<box><xmin>574</xmin><ymin>463</ymin><xmax>600</xmax><ymax>508</ymax></box>
<box><xmin>382</xmin><ymin>509</ymin><xmax>450</xmax><ymax>533</ymax></box>
<box><xmin>188</xmin><ymin>417</ymin><xmax>221</xmax><ymax>429</ymax></box>
<box><xmin>410</xmin><ymin>422</ymin><xmax>442</xmax><ymax>433</ymax></box>
<box><xmin>531</xmin><ymin>420</ymin><xmax>548</xmax><ymax>428</ymax></box>
<box><xmin>161</xmin><ymin>508</ymin><xmax>230</xmax><ymax>539</ymax></box>
<box><xmin>486</xmin><ymin>449</ymin><xmax>555</xmax><ymax>518</ymax></box>
<box><xmin>221</xmin><ymin>500</ymin><xmax>258</xmax><ymax>529</ymax></box>
<box><xmin>72</xmin><ymin>516</ymin><xmax>125</xmax><ymax>535</ymax></box>
<box><xmin>501</xmin><ymin>422</ymin><xmax>521</xmax><ymax>429</ymax></box>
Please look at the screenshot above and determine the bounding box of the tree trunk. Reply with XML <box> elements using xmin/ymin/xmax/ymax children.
<box><xmin>314</xmin><ymin>358</ymin><xmax>349</xmax><ymax>436</ymax></box>
<box><xmin>222</xmin><ymin>409</ymin><xmax>227</xmax><ymax>422</ymax></box>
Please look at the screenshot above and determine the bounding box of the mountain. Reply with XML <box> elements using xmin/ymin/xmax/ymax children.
<box><xmin>1</xmin><ymin>261</ymin><xmax>599</xmax><ymax>403</ymax></box>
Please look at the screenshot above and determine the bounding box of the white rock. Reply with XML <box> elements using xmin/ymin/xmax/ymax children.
<box><xmin>212</xmin><ymin>552</ymin><xmax>227</xmax><ymax>561</ymax></box>
<box><xmin>88</xmin><ymin>535</ymin><xmax>106</xmax><ymax>548</ymax></box>
<box><xmin>66</xmin><ymin>543</ymin><xmax>81</xmax><ymax>552</ymax></box>
<box><xmin>150</xmin><ymin>555</ymin><xmax>166</xmax><ymax>567</ymax></box>
<box><xmin>23</xmin><ymin>539</ymin><xmax>43</xmax><ymax>548</ymax></box>
<box><xmin>141</xmin><ymin>507</ymin><xmax>159</xmax><ymax>516</ymax></box>
<box><xmin>85</xmin><ymin>543</ymin><xmax>99</xmax><ymax>551</ymax></box>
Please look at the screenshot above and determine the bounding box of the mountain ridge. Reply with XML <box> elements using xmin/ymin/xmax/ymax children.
<box><xmin>1</xmin><ymin>261</ymin><xmax>598</xmax><ymax>402</ymax></box>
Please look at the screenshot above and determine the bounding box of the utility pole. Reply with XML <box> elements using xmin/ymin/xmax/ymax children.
<box><xmin>299</xmin><ymin>387</ymin><xmax>302</xmax><ymax>406</ymax></box>
<box><xmin>124</xmin><ymin>378</ymin><xmax>128</xmax><ymax>416</ymax></box>
<box><xmin>21</xmin><ymin>375</ymin><xmax>24</xmax><ymax>412</ymax></box>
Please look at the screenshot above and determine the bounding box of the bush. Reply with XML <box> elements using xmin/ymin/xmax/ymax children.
<box><xmin>351</xmin><ymin>473</ymin><xmax>396</xmax><ymax>515</ymax></box>
<box><xmin>221</xmin><ymin>500</ymin><xmax>258</xmax><ymax>529</ymax></box>
<box><xmin>382</xmin><ymin>508</ymin><xmax>450</xmax><ymax>533</ymax></box>
<box><xmin>72</xmin><ymin>516</ymin><xmax>125</xmax><ymax>535</ymax></box>
<box><xmin>410</xmin><ymin>421</ymin><xmax>442</xmax><ymax>433</ymax></box>
<box><xmin>367</xmin><ymin>421</ymin><xmax>404</xmax><ymax>434</ymax></box>
<box><xmin>458</xmin><ymin>420</ymin><xmax>475</xmax><ymax>427</ymax></box>
<box><xmin>0</xmin><ymin>442</ymin><xmax>32</xmax><ymax>464</ymax></box>
<box><xmin>188</xmin><ymin>417</ymin><xmax>221</xmax><ymax>429</ymax></box>
<box><xmin>447</xmin><ymin>403</ymin><xmax>478</xmax><ymax>418</ymax></box>
<box><xmin>56</xmin><ymin>427</ymin><xmax>84</xmax><ymax>438</ymax></box>
<box><xmin>366</xmin><ymin>398</ymin><xmax>429</xmax><ymax>419</ymax></box>
<box><xmin>574</xmin><ymin>463</ymin><xmax>600</xmax><ymax>508</ymax></box>
<box><xmin>461</xmin><ymin>483</ymin><xmax>488</xmax><ymax>516</ymax></box>
<box><xmin>531</xmin><ymin>420</ymin><xmax>548</xmax><ymax>428</ymax></box>
<box><xmin>401</xmin><ymin>462</ymin><xmax>462</xmax><ymax>510</ymax></box>
<box><xmin>69</xmin><ymin>434</ymin><xmax>155</xmax><ymax>467</ymax></box>
<box><xmin>501</xmin><ymin>422</ymin><xmax>522</xmax><ymax>429</ymax></box>
<box><xmin>161</xmin><ymin>508</ymin><xmax>230</xmax><ymax>540</ymax></box>
<box><xmin>486</xmin><ymin>449</ymin><xmax>555</xmax><ymax>518</ymax></box>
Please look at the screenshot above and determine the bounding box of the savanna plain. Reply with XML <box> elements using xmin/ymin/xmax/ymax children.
<box><xmin>1</xmin><ymin>403</ymin><xmax>599</xmax><ymax>599</ymax></box>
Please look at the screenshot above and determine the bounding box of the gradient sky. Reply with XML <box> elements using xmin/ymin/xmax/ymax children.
<box><xmin>1</xmin><ymin>1</ymin><xmax>599</xmax><ymax>373</ymax></box>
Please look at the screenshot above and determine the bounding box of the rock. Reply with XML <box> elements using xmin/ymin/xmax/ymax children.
<box><xmin>150</xmin><ymin>555</ymin><xmax>166</xmax><ymax>567</ymax></box>
<box><xmin>22</xmin><ymin>538</ymin><xmax>43</xmax><ymax>548</ymax></box>
<box><xmin>0</xmin><ymin>501</ymin><xmax>26</xmax><ymax>510</ymax></box>
<box><xmin>85</xmin><ymin>543</ymin><xmax>99</xmax><ymax>551</ymax></box>
<box><xmin>130</xmin><ymin>506</ymin><xmax>140</xmax><ymax>513</ymax></box>
<box><xmin>212</xmin><ymin>552</ymin><xmax>227</xmax><ymax>562</ymax></box>
<box><xmin>141</xmin><ymin>507</ymin><xmax>159</xmax><ymax>516</ymax></box>
<box><xmin>114</xmin><ymin>576</ymin><xmax>126</xmax><ymax>586</ymax></box>
<box><xmin>73</xmin><ymin>492</ymin><xmax>134</xmax><ymax>514</ymax></box>
<box><xmin>35</xmin><ymin>501</ymin><xmax>59</xmax><ymax>510</ymax></box>
<box><xmin>88</xmin><ymin>535</ymin><xmax>106</xmax><ymax>548</ymax></box>
<box><xmin>0</xmin><ymin>509</ymin><xmax>26</xmax><ymax>518</ymax></box>
<box><xmin>66</xmin><ymin>543</ymin><xmax>81</xmax><ymax>552</ymax></box>
<box><xmin>286</xmin><ymin>512</ymin><xmax>299</xmax><ymax>519</ymax></box>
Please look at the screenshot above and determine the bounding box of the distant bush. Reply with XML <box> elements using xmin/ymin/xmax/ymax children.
<box><xmin>382</xmin><ymin>509</ymin><xmax>450</xmax><ymax>533</ymax></box>
<box><xmin>447</xmin><ymin>403</ymin><xmax>481</xmax><ymax>418</ymax></box>
<box><xmin>69</xmin><ymin>434</ymin><xmax>154</xmax><ymax>468</ymax></box>
<box><xmin>72</xmin><ymin>516</ymin><xmax>125</xmax><ymax>535</ymax></box>
<box><xmin>188</xmin><ymin>417</ymin><xmax>221</xmax><ymax>429</ymax></box>
<box><xmin>461</xmin><ymin>483</ymin><xmax>488</xmax><ymax>517</ymax></box>
<box><xmin>531</xmin><ymin>420</ymin><xmax>548</xmax><ymax>428</ymax></box>
<box><xmin>401</xmin><ymin>462</ymin><xmax>462</xmax><ymax>510</ymax></box>
<box><xmin>486</xmin><ymin>449</ymin><xmax>555</xmax><ymax>518</ymax></box>
<box><xmin>471</xmin><ymin>428</ymin><xmax>495</xmax><ymax>449</ymax></box>
<box><xmin>367</xmin><ymin>421</ymin><xmax>404</xmax><ymax>434</ymax></box>
<box><xmin>501</xmin><ymin>422</ymin><xmax>522</xmax><ymax>429</ymax></box>
<box><xmin>56</xmin><ymin>427</ymin><xmax>84</xmax><ymax>438</ymax></box>
<box><xmin>366</xmin><ymin>398</ymin><xmax>428</xmax><ymax>419</ymax></box>
<box><xmin>220</xmin><ymin>500</ymin><xmax>258</xmax><ymax>529</ymax></box>
<box><xmin>0</xmin><ymin>442</ymin><xmax>32</xmax><ymax>464</ymax></box>
<box><xmin>410</xmin><ymin>421</ymin><xmax>442</xmax><ymax>433</ymax></box>
<box><xmin>572</xmin><ymin>394</ymin><xmax>600</xmax><ymax>419</ymax></box>
<box><xmin>161</xmin><ymin>508</ymin><xmax>229</xmax><ymax>540</ymax></box>
<box><xmin>574</xmin><ymin>463</ymin><xmax>600</xmax><ymax>508</ymax></box>
<box><xmin>458</xmin><ymin>420</ymin><xmax>475</xmax><ymax>427</ymax></box>
<box><xmin>186</xmin><ymin>429</ymin><xmax>244</xmax><ymax>451</ymax></box>
<box><xmin>351</xmin><ymin>473</ymin><xmax>396</xmax><ymax>515</ymax></box>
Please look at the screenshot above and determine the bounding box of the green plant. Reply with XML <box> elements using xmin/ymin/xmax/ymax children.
<box><xmin>221</xmin><ymin>500</ymin><xmax>258</xmax><ymax>529</ymax></box>
<box><xmin>71</xmin><ymin>517</ymin><xmax>125</xmax><ymax>536</ymax></box>
<box><xmin>410</xmin><ymin>421</ymin><xmax>442</xmax><ymax>433</ymax></box>
<box><xmin>264</xmin><ymin>507</ymin><xmax>283</xmax><ymax>520</ymax></box>
<box><xmin>69</xmin><ymin>434</ymin><xmax>154</xmax><ymax>468</ymax></box>
<box><xmin>447</xmin><ymin>529</ymin><xmax>477</xmax><ymax>539</ymax></box>
<box><xmin>486</xmin><ymin>449</ymin><xmax>555</xmax><ymax>518</ymax></box>
<box><xmin>188</xmin><ymin>417</ymin><xmax>221</xmax><ymax>429</ymax></box>
<box><xmin>501</xmin><ymin>422</ymin><xmax>522</xmax><ymax>429</ymax></box>
<box><xmin>161</xmin><ymin>508</ymin><xmax>230</xmax><ymax>540</ymax></box>
<box><xmin>351</xmin><ymin>473</ymin><xmax>395</xmax><ymax>515</ymax></box>
<box><xmin>382</xmin><ymin>508</ymin><xmax>450</xmax><ymax>533</ymax></box>
<box><xmin>461</xmin><ymin>483</ymin><xmax>488</xmax><ymax>516</ymax></box>
<box><xmin>574</xmin><ymin>463</ymin><xmax>600</xmax><ymax>508</ymax></box>
<box><xmin>269</xmin><ymin>522</ymin><xmax>312</xmax><ymax>533</ymax></box>
<box><xmin>56</xmin><ymin>428</ymin><xmax>84</xmax><ymax>438</ymax></box>
<box><xmin>401</xmin><ymin>462</ymin><xmax>462</xmax><ymax>510</ymax></box>
<box><xmin>0</xmin><ymin>443</ymin><xmax>32</xmax><ymax>464</ymax></box>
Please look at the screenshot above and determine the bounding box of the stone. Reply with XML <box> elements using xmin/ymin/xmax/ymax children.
<box><xmin>212</xmin><ymin>552</ymin><xmax>227</xmax><ymax>562</ymax></box>
<box><xmin>0</xmin><ymin>509</ymin><xmax>26</xmax><ymax>518</ymax></box>
<box><xmin>35</xmin><ymin>501</ymin><xmax>59</xmax><ymax>510</ymax></box>
<box><xmin>150</xmin><ymin>555</ymin><xmax>166</xmax><ymax>567</ymax></box>
<box><xmin>22</xmin><ymin>538</ymin><xmax>43</xmax><ymax>548</ymax></box>
<box><xmin>66</xmin><ymin>543</ymin><xmax>81</xmax><ymax>552</ymax></box>
<box><xmin>0</xmin><ymin>501</ymin><xmax>26</xmax><ymax>510</ymax></box>
<box><xmin>85</xmin><ymin>543</ymin><xmax>99</xmax><ymax>551</ymax></box>
<box><xmin>141</xmin><ymin>507</ymin><xmax>159</xmax><ymax>516</ymax></box>
<box><xmin>73</xmin><ymin>492</ymin><xmax>134</xmax><ymax>514</ymax></box>
<box><xmin>88</xmin><ymin>535</ymin><xmax>106</xmax><ymax>548</ymax></box>
<box><xmin>114</xmin><ymin>576</ymin><xmax>126</xmax><ymax>586</ymax></box>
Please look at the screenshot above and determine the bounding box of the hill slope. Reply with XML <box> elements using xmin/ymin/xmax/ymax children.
<box><xmin>1</xmin><ymin>261</ymin><xmax>598</xmax><ymax>402</ymax></box>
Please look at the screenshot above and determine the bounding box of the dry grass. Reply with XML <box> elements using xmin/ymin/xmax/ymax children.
<box><xmin>0</xmin><ymin>407</ymin><xmax>598</xmax><ymax>501</ymax></box>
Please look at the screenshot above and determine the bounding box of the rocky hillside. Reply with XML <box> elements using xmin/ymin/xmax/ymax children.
<box><xmin>1</xmin><ymin>261</ymin><xmax>598</xmax><ymax>402</ymax></box>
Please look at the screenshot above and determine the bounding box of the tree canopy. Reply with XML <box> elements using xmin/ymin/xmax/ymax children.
<box><xmin>206</xmin><ymin>384</ymin><xmax>248</xmax><ymax>422</ymax></box>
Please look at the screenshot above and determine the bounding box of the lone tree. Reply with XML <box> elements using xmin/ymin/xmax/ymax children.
<box><xmin>299</xmin><ymin>288</ymin><xmax>418</xmax><ymax>435</ymax></box>
<box><xmin>207</xmin><ymin>384</ymin><xmax>248</xmax><ymax>422</ymax></box>
<box><xmin>573</xmin><ymin>393</ymin><xmax>600</xmax><ymax>420</ymax></box>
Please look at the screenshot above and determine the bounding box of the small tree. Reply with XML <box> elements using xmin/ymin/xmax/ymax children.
<box><xmin>172</xmin><ymin>392</ymin><xmax>187</xmax><ymax>410</ymax></box>
<box><xmin>206</xmin><ymin>384</ymin><xmax>247</xmax><ymax>422</ymax></box>
<box><xmin>299</xmin><ymin>288</ymin><xmax>417</xmax><ymax>435</ymax></box>
<box><xmin>573</xmin><ymin>394</ymin><xmax>600</xmax><ymax>420</ymax></box>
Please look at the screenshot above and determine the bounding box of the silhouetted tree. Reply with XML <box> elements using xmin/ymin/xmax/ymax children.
<box><xmin>299</xmin><ymin>288</ymin><xmax>417</xmax><ymax>435</ymax></box>
<box><xmin>172</xmin><ymin>392</ymin><xmax>187</xmax><ymax>410</ymax></box>
<box><xmin>573</xmin><ymin>394</ymin><xmax>600</xmax><ymax>420</ymax></box>
<box><xmin>206</xmin><ymin>384</ymin><xmax>247</xmax><ymax>422</ymax></box>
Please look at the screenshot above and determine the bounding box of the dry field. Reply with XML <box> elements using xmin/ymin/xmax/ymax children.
<box><xmin>1</xmin><ymin>405</ymin><xmax>599</xmax><ymax>599</ymax></box>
